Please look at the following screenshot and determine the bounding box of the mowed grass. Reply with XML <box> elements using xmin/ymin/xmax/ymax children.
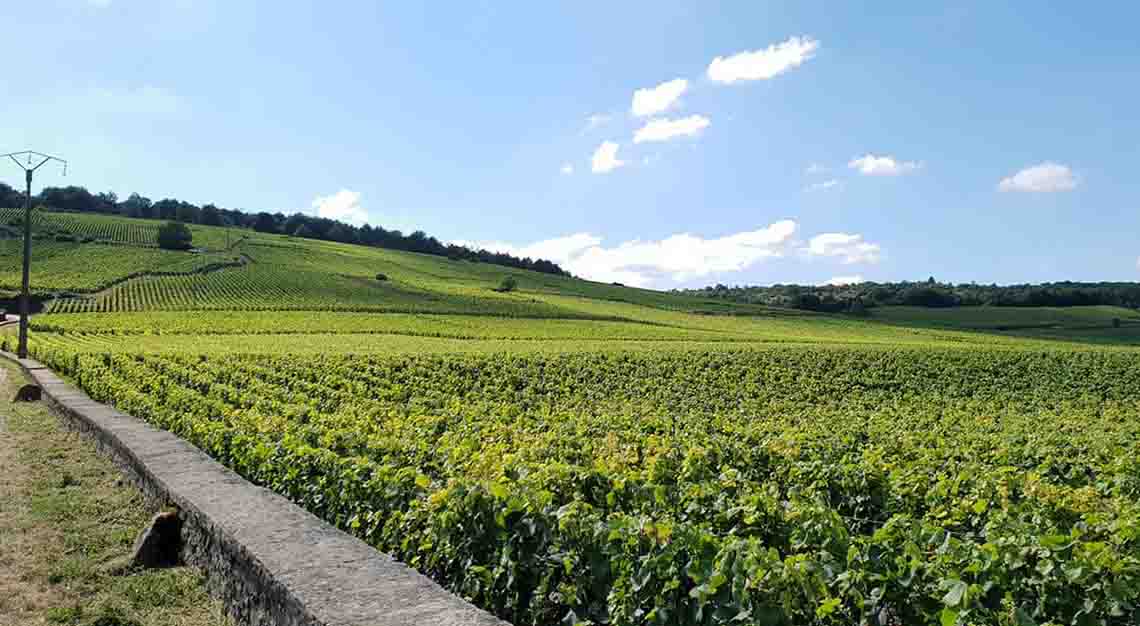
<box><xmin>0</xmin><ymin>359</ymin><xmax>229</xmax><ymax>626</ymax></box>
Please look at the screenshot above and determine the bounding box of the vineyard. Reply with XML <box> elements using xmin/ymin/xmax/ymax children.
<box><xmin>0</xmin><ymin>240</ymin><xmax>240</xmax><ymax>293</ymax></box>
<box><xmin>10</xmin><ymin>343</ymin><xmax>1140</xmax><ymax>626</ymax></box>
<box><xmin>6</xmin><ymin>210</ymin><xmax>1140</xmax><ymax>625</ymax></box>
<box><xmin>0</xmin><ymin>207</ymin><xmax>242</xmax><ymax>250</ymax></box>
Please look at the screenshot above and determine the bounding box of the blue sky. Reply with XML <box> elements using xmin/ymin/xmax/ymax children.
<box><xmin>3</xmin><ymin>2</ymin><xmax>1138</xmax><ymax>288</ymax></box>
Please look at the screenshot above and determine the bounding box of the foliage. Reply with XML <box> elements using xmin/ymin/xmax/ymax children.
<box><xmin>9</xmin><ymin>341</ymin><xmax>1140</xmax><ymax>626</ymax></box>
<box><xmin>682</xmin><ymin>280</ymin><xmax>1140</xmax><ymax>311</ymax></box>
<box><xmin>0</xmin><ymin>181</ymin><xmax>25</xmax><ymax>207</ymax></box>
<box><xmin>496</xmin><ymin>275</ymin><xmax>518</xmax><ymax>292</ymax></box>
<box><xmin>0</xmin><ymin>207</ymin><xmax>236</xmax><ymax>250</ymax></box>
<box><xmin>9</xmin><ymin>198</ymin><xmax>1140</xmax><ymax>626</ymax></box>
<box><xmin>157</xmin><ymin>221</ymin><xmax>193</xmax><ymax>250</ymax></box>
<box><xmin>0</xmin><ymin>240</ymin><xmax>236</xmax><ymax>293</ymax></box>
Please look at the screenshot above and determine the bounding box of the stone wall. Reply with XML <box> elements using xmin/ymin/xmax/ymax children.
<box><xmin>2</xmin><ymin>352</ymin><xmax>507</xmax><ymax>626</ymax></box>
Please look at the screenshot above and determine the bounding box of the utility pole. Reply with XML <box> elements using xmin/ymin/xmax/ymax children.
<box><xmin>2</xmin><ymin>151</ymin><xmax>67</xmax><ymax>358</ymax></box>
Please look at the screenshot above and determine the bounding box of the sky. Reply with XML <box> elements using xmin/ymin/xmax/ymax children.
<box><xmin>2</xmin><ymin>2</ymin><xmax>1138</xmax><ymax>289</ymax></box>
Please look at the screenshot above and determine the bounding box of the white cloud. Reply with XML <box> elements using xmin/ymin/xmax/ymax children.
<box><xmin>633</xmin><ymin>115</ymin><xmax>711</xmax><ymax>143</ymax></box>
<box><xmin>591</xmin><ymin>141</ymin><xmax>625</xmax><ymax>173</ymax></box>
<box><xmin>822</xmin><ymin>275</ymin><xmax>864</xmax><ymax>286</ymax></box>
<box><xmin>848</xmin><ymin>154</ymin><xmax>921</xmax><ymax>176</ymax></box>
<box><xmin>560</xmin><ymin>163</ymin><xmax>574</xmax><ymax>175</ymax></box>
<box><xmin>803</xmin><ymin>233</ymin><xmax>883</xmax><ymax>265</ymax></box>
<box><xmin>997</xmin><ymin>162</ymin><xmax>1078</xmax><ymax>193</ymax></box>
<box><xmin>805</xmin><ymin>179</ymin><xmax>840</xmax><ymax>192</ymax></box>
<box><xmin>456</xmin><ymin>221</ymin><xmax>798</xmax><ymax>288</ymax></box>
<box><xmin>707</xmin><ymin>36</ymin><xmax>820</xmax><ymax>84</ymax></box>
<box><xmin>87</xmin><ymin>85</ymin><xmax>183</xmax><ymax>115</ymax></box>
<box><xmin>631</xmin><ymin>78</ymin><xmax>688</xmax><ymax>117</ymax></box>
<box><xmin>806</xmin><ymin>163</ymin><xmax>829</xmax><ymax>174</ymax></box>
<box><xmin>311</xmin><ymin>189</ymin><xmax>369</xmax><ymax>225</ymax></box>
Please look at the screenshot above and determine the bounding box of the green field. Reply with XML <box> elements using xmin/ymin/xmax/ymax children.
<box><xmin>5</xmin><ymin>209</ymin><xmax>1140</xmax><ymax>625</ymax></box>
<box><xmin>0</xmin><ymin>207</ymin><xmax>246</xmax><ymax>250</ymax></box>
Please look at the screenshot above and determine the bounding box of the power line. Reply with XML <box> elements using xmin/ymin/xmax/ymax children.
<box><xmin>2</xmin><ymin>151</ymin><xmax>67</xmax><ymax>359</ymax></box>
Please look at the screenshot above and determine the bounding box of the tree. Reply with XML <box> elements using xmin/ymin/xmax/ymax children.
<box><xmin>199</xmin><ymin>204</ymin><xmax>223</xmax><ymax>226</ymax></box>
<box><xmin>153</xmin><ymin>199</ymin><xmax>181</xmax><ymax>220</ymax></box>
<box><xmin>327</xmin><ymin>223</ymin><xmax>356</xmax><ymax>243</ymax></box>
<box><xmin>38</xmin><ymin>186</ymin><xmax>99</xmax><ymax>212</ymax></box>
<box><xmin>252</xmin><ymin>212</ymin><xmax>279</xmax><ymax>233</ymax></box>
<box><xmin>283</xmin><ymin>212</ymin><xmax>308</xmax><ymax>235</ymax></box>
<box><xmin>495</xmin><ymin>276</ymin><xmax>518</xmax><ymax>292</ymax></box>
<box><xmin>157</xmin><ymin>221</ymin><xmax>193</xmax><ymax>250</ymax></box>
<box><xmin>96</xmin><ymin>191</ymin><xmax>118</xmax><ymax>212</ymax></box>
<box><xmin>175</xmin><ymin>202</ymin><xmax>200</xmax><ymax>223</ymax></box>
<box><xmin>120</xmin><ymin>193</ymin><xmax>153</xmax><ymax>218</ymax></box>
<box><xmin>0</xmin><ymin>182</ymin><xmax>22</xmax><ymax>208</ymax></box>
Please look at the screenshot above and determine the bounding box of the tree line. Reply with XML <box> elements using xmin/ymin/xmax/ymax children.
<box><xmin>0</xmin><ymin>183</ymin><xmax>568</xmax><ymax>276</ymax></box>
<box><xmin>680</xmin><ymin>278</ymin><xmax>1140</xmax><ymax>312</ymax></box>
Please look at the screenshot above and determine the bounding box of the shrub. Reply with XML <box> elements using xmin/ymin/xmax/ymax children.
<box><xmin>495</xmin><ymin>276</ymin><xmax>517</xmax><ymax>293</ymax></box>
<box><xmin>156</xmin><ymin>221</ymin><xmax>193</xmax><ymax>251</ymax></box>
<box><xmin>375</xmin><ymin>273</ymin><xmax>389</xmax><ymax>281</ymax></box>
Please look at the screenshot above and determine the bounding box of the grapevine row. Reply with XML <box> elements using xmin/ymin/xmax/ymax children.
<box><xmin>12</xmin><ymin>341</ymin><xmax>1140</xmax><ymax>626</ymax></box>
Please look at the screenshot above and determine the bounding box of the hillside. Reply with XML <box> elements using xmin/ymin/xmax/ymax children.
<box><xmin>5</xmin><ymin>210</ymin><xmax>1140</xmax><ymax>625</ymax></box>
<box><xmin>0</xmin><ymin>210</ymin><xmax>1133</xmax><ymax>352</ymax></box>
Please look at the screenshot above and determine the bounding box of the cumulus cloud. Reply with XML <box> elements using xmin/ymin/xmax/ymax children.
<box><xmin>707</xmin><ymin>36</ymin><xmax>820</xmax><ymax>84</ymax></box>
<box><xmin>633</xmin><ymin>115</ymin><xmax>711</xmax><ymax>143</ymax></box>
<box><xmin>803</xmin><ymin>233</ymin><xmax>882</xmax><ymax>265</ymax></box>
<box><xmin>311</xmin><ymin>189</ymin><xmax>369</xmax><ymax>225</ymax></box>
<box><xmin>591</xmin><ymin>141</ymin><xmax>625</xmax><ymax>173</ymax></box>
<box><xmin>631</xmin><ymin>78</ymin><xmax>688</xmax><ymax>117</ymax></box>
<box><xmin>997</xmin><ymin>162</ymin><xmax>1078</xmax><ymax>193</ymax></box>
<box><xmin>456</xmin><ymin>221</ymin><xmax>799</xmax><ymax>287</ymax></box>
<box><xmin>848</xmin><ymin>154</ymin><xmax>921</xmax><ymax>176</ymax></box>
<box><xmin>87</xmin><ymin>85</ymin><xmax>183</xmax><ymax>115</ymax></box>
<box><xmin>805</xmin><ymin>179</ymin><xmax>840</xmax><ymax>192</ymax></box>
<box><xmin>560</xmin><ymin>163</ymin><xmax>574</xmax><ymax>175</ymax></box>
<box><xmin>822</xmin><ymin>275</ymin><xmax>864</xmax><ymax>286</ymax></box>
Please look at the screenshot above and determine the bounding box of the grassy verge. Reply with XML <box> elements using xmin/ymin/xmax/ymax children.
<box><xmin>0</xmin><ymin>359</ymin><xmax>229</xmax><ymax>626</ymax></box>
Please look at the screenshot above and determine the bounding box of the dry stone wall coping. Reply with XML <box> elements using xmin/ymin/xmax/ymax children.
<box><xmin>1</xmin><ymin>351</ymin><xmax>508</xmax><ymax>626</ymax></box>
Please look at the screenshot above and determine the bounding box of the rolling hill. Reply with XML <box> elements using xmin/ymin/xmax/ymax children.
<box><xmin>5</xmin><ymin>209</ymin><xmax>1140</xmax><ymax>624</ymax></box>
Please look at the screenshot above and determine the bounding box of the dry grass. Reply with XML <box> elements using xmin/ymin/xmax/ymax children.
<box><xmin>0</xmin><ymin>360</ymin><xmax>229</xmax><ymax>626</ymax></box>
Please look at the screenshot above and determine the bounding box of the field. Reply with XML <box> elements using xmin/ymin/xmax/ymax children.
<box><xmin>0</xmin><ymin>207</ymin><xmax>244</xmax><ymax>250</ymax></box>
<box><xmin>5</xmin><ymin>209</ymin><xmax>1140</xmax><ymax>625</ymax></box>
